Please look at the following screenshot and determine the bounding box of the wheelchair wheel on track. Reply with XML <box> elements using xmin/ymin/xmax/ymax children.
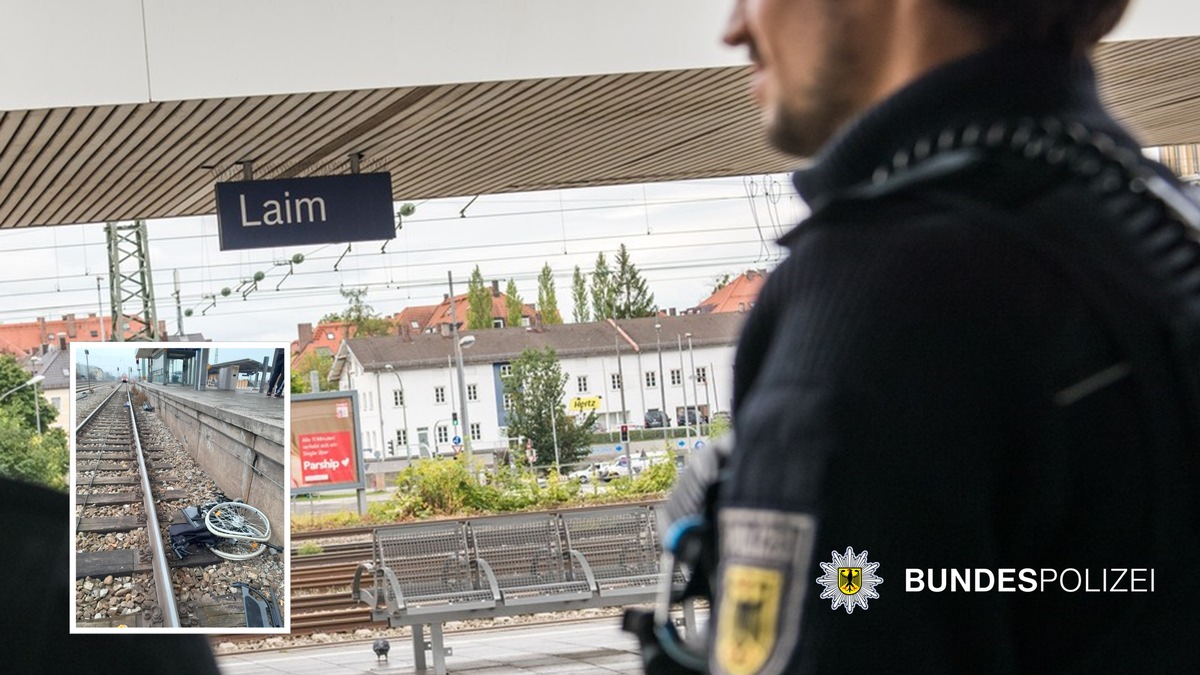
<box><xmin>205</xmin><ymin>501</ymin><xmax>271</xmax><ymax>542</ymax></box>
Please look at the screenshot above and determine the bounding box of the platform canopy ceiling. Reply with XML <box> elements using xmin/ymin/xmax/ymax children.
<box><xmin>0</xmin><ymin>36</ymin><xmax>1198</xmax><ymax>231</ymax></box>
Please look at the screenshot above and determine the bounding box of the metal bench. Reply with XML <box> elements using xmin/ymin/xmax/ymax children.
<box><xmin>560</xmin><ymin>506</ymin><xmax>697</xmax><ymax>634</ymax></box>
<box><xmin>352</xmin><ymin>520</ymin><xmax>498</xmax><ymax>672</ymax></box>
<box><xmin>351</xmin><ymin>505</ymin><xmax>694</xmax><ymax>675</ymax></box>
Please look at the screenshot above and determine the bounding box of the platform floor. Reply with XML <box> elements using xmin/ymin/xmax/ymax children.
<box><xmin>215</xmin><ymin>615</ymin><xmax>708</xmax><ymax>674</ymax></box>
<box><xmin>141</xmin><ymin>382</ymin><xmax>285</xmax><ymax>432</ymax></box>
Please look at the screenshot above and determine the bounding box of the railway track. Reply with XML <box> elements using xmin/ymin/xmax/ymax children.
<box><xmin>74</xmin><ymin>383</ymin><xmax>181</xmax><ymax>627</ymax></box>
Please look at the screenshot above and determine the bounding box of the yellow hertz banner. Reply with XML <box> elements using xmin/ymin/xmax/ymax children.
<box><xmin>569</xmin><ymin>396</ymin><xmax>602</xmax><ymax>412</ymax></box>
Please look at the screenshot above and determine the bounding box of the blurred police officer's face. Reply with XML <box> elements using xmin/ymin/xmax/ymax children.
<box><xmin>724</xmin><ymin>0</ymin><xmax>985</xmax><ymax>157</ymax></box>
<box><xmin>724</xmin><ymin>0</ymin><xmax>873</xmax><ymax>157</ymax></box>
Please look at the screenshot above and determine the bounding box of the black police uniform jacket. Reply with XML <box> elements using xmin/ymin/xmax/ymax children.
<box><xmin>716</xmin><ymin>41</ymin><xmax>1200</xmax><ymax>674</ymax></box>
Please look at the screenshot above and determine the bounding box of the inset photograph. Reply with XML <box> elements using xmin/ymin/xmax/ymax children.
<box><xmin>70</xmin><ymin>343</ymin><xmax>289</xmax><ymax>632</ymax></box>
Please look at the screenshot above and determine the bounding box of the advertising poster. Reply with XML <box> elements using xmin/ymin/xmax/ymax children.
<box><xmin>290</xmin><ymin>391</ymin><xmax>365</xmax><ymax>493</ymax></box>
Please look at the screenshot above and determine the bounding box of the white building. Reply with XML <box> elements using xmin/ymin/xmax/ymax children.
<box><xmin>23</xmin><ymin>346</ymin><xmax>71</xmax><ymax>431</ymax></box>
<box><xmin>329</xmin><ymin>313</ymin><xmax>745</xmax><ymax>460</ymax></box>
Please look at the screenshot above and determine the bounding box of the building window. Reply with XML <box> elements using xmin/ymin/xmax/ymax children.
<box><xmin>90</xmin><ymin>330</ymin><xmax>98</xmax><ymax>337</ymax></box>
<box><xmin>470</xmin><ymin>423</ymin><xmax>481</xmax><ymax>441</ymax></box>
<box><xmin>434</xmin><ymin>386</ymin><xmax>445</xmax><ymax>404</ymax></box>
<box><xmin>395</xmin><ymin>429</ymin><xmax>407</xmax><ymax>448</ymax></box>
<box><xmin>436</xmin><ymin>425</ymin><xmax>449</xmax><ymax>444</ymax></box>
<box><xmin>577</xmin><ymin>375</ymin><xmax>588</xmax><ymax>393</ymax></box>
<box><xmin>499</xmin><ymin>363</ymin><xmax>512</xmax><ymax>377</ymax></box>
<box><xmin>611</xmin><ymin>373</ymin><xmax>622</xmax><ymax>390</ymax></box>
<box><xmin>670</xmin><ymin>369</ymin><xmax>682</xmax><ymax>386</ymax></box>
<box><xmin>492</xmin><ymin>319</ymin><xmax>505</xmax><ymax>328</ymax></box>
<box><xmin>467</xmin><ymin>384</ymin><xmax>478</xmax><ymax>402</ymax></box>
<box><xmin>51</xmin><ymin>397</ymin><xmax>62</xmax><ymax>411</ymax></box>
<box><xmin>326</xmin><ymin>332</ymin><xmax>336</xmax><ymax>340</ymax></box>
<box><xmin>503</xmin><ymin>393</ymin><xmax>514</xmax><ymax>411</ymax></box>
<box><xmin>393</xmin><ymin>389</ymin><xmax>404</xmax><ymax>407</ymax></box>
<box><xmin>645</xmin><ymin>371</ymin><xmax>657</xmax><ymax>388</ymax></box>
<box><xmin>696</xmin><ymin>367</ymin><xmax>708</xmax><ymax>384</ymax></box>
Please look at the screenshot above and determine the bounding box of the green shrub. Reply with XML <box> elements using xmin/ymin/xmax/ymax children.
<box><xmin>295</xmin><ymin>541</ymin><xmax>324</xmax><ymax>556</ymax></box>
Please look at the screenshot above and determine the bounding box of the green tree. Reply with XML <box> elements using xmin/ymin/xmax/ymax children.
<box><xmin>711</xmin><ymin>272</ymin><xmax>734</xmax><ymax>295</ymax></box>
<box><xmin>290</xmin><ymin>351</ymin><xmax>335</xmax><ymax>394</ymax></box>
<box><xmin>501</xmin><ymin>347</ymin><xmax>595</xmax><ymax>467</ymax></box>
<box><xmin>0</xmin><ymin>355</ymin><xmax>57</xmax><ymax>431</ymax></box>
<box><xmin>467</xmin><ymin>265</ymin><xmax>493</xmax><ymax>330</ymax></box>
<box><xmin>0</xmin><ymin>411</ymin><xmax>67</xmax><ymax>490</ymax></box>
<box><xmin>537</xmin><ymin>263</ymin><xmax>563</xmax><ymax>325</ymax></box>
<box><xmin>571</xmin><ymin>265</ymin><xmax>590</xmax><ymax>323</ymax></box>
<box><xmin>591</xmin><ymin>252</ymin><xmax>616</xmax><ymax>321</ymax></box>
<box><xmin>613</xmin><ymin>244</ymin><xmax>657</xmax><ymax>318</ymax></box>
<box><xmin>505</xmin><ymin>279</ymin><xmax>525</xmax><ymax>327</ymax></box>
<box><xmin>320</xmin><ymin>287</ymin><xmax>393</xmax><ymax>336</ymax></box>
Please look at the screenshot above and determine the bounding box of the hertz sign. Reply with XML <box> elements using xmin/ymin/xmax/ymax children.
<box><xmin>569</xmin><ymin>396</ymin><xmax>602</xmax><ymax>412</ymax></box>
<box><xmin>215</xmin><ymin>173</ymin><xmax>395</xmax><ymax>251</ymax></box>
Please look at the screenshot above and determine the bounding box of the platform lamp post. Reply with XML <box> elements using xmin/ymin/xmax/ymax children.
<box><xmin>384</xmin><ymin>364</ymin><xmax>409</xmax><ymax>459</ymax></box>
<box><xmin>1</xmin><ymin>375</ymin><xmax>44</xmax><ymax>434</ymax></box>
<box><xmin>85</xmin><ymin>349</ymin><xmax>92</xmax><ymax>392</ymax></box>
<box><xmin>654</xmin><ymin>323</ymin><xmax>668</xmax><ymax>444</ymax></box>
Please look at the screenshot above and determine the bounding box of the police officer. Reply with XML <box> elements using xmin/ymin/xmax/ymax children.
<box><xmin>673</xmin><ymin>1</ymin><xmax>1200</xmax><ymax>673</ymax></box>
<box><xmin>1</xmin><ymin>476</ymin><xmax>222</xmax><ymax>673</ymax></box>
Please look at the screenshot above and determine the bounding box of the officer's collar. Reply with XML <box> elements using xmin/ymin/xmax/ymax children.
<box><xmin>788</xmin><ymin>40</ymin><xmax>1113</xmax><ymax>219</ymax></box>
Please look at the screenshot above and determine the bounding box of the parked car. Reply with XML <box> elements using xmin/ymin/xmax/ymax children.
<box><xmin>569</xmin><ymin>463</ymin><xmax>603</xmax><ymax>484</ymax></box>
<box><xmin>644</xmin><ymin>409</ymin><xmax>667</xmax><ymax>428</ymax></box>
<box><xmin>677</xmin><ymin>407</ymin><xmax>708</xmax><ymax>427</ymax></box>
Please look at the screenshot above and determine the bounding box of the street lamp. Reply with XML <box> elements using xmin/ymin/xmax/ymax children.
<box><xmin>686</xmin><ymin>332</ymin><xmax>700</xmax><ymax>434</ymax></box>
<box><xmin>677</xmin><ymin>334</ymin><xmax>690</xmax><ymax>450</ymax></box>
<box><xmin>85</xmin><ymin>349</ymin><xmax>92</xmax><ymax>392</ymax></box>
<box><xmin>654</xmin><ymin>323</ymin><xmax>668</xmax><ymax>444</ymax></box>
<box><xmin>1</xmin><ymin>374</ymin><xmax>45</xmax><ymax>434</ymax></box>
<box><xmin>373</xmin><ymin>364</ymin><xmax>385</xmax><ymax>461</ymax></box>
<box><xmin>454</xmin><ymin>334</ymin><xmax>476</xmax><ymax>459</ymax></box>
<box><xmin>384</xmin><ymin>364</ymin><xmax>410</xmax><ymax>459</ymax></box>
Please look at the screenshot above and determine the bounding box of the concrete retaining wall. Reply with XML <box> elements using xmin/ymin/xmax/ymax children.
<box><xmin>142</xmin><ymin>386</ymin><xmax>285</xmax><ymax>548</ymax></box>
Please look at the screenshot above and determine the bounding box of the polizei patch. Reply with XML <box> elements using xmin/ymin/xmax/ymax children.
<box><xmin>713</xmin><ymin>509</ymin><xmax>816</xmax><ymax>675</ymax></box>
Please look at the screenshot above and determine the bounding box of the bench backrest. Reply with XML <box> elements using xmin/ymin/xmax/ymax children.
<box><xmin>561</xmin><ymin>506</ymin><xmax>659</xmax><ymax>582</ymax></box>
<box><xmin>375</xmin><ymin>520</ymin><xmax>473</xmax><ymax>599</ymax></box>
<box><xmin>468</xmin><ymin>513</ymin><xmax>572</xmax><ymax>589</ymax></box>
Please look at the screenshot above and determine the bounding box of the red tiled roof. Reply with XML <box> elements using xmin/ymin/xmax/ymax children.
<box><xmin>693</xmin><ymin>270</ymin><xmax>767</xmax><ymax>314</ymax></box>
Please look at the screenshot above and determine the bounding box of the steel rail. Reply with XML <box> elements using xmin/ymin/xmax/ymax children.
<box><xmin>74</xmin><ymin>382</ymin><xmax>124</xmax><ymax>437</ymax></box>
<box><xmin>127</xmin><ymin>386</ymin><xmax>181</xmax><ymax>627</ymax></box>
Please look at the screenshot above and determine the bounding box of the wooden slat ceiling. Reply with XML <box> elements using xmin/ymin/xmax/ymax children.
<box><xmin>1</xmin><ymin>36</ymin><xmax>1198</xmax><ymax>230</ymax></box>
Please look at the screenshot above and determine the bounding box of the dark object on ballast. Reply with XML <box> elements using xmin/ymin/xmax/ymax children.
<box><xmin>232</xmin><ymin>582</ymin><xmax>282</xmax><ymax>628</ymax></box>
<box><xmin>373</xmin><ymin>638</ymin><xmax>390</xmax><ymax>661</ymax></box>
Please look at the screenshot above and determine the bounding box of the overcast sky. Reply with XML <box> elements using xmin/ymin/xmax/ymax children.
<box><xmin>0</xmin><ymin>175</ymin><xmax>803</xmax><ymax>344</ymax></box>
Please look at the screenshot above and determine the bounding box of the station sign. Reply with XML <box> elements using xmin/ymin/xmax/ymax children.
<box><xmin>290</xmin><ymin>390</ymin><xmax>366</xmax><ymax>494</ymax></box>
<box><xmin>215</xmin><ymin>173</ymin><xmax>395</xmax><ymax>251</ymax></box>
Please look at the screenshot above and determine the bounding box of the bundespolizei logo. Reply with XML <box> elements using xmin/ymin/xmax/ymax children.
<box><xmin>815</xmin><ymin>547</ymin><xmax>883</xmax><ymax>613</ymax></box>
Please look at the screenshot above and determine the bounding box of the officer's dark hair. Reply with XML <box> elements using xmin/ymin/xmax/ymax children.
<box><xmin>946</xmin><ymin>0</ymin><xmax>1131</xmax><ymax>53</ymax></box>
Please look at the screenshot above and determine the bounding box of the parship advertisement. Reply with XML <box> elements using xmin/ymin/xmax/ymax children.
<box><xmin>290</xmin><ymin>391</ymin><xmax>366</xmax><ymax>493</ymax></box>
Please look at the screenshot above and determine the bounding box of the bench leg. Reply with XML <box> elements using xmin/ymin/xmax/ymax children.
<box><xmin>412</xmin><ymin>624</ymin><xmax>427</xmax><ymax>671</ymax></box>
<box><xmin>682</xmin><ymin>597</ymin><xmax>697</xmax><ymax>639</ymax></box>
<box><xmin>429</xmin><ymin>623</ymin><xmax>447</xmax><ymax>675</ymax></box>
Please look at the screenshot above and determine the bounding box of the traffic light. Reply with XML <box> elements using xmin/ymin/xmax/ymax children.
<box><xmin>387</xmin><ymin>440</ymin><xmax>395</xmax><ymax>454</ymax></box>
<box><xmin>620</xmin><ymin>425</ymin><xmax>629</xmax><ymax>442</ymax></box>
<box><xmin>452</xmin><ymin>412</ymin><xmax>459</xmax><ymax>426</ymax></box>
